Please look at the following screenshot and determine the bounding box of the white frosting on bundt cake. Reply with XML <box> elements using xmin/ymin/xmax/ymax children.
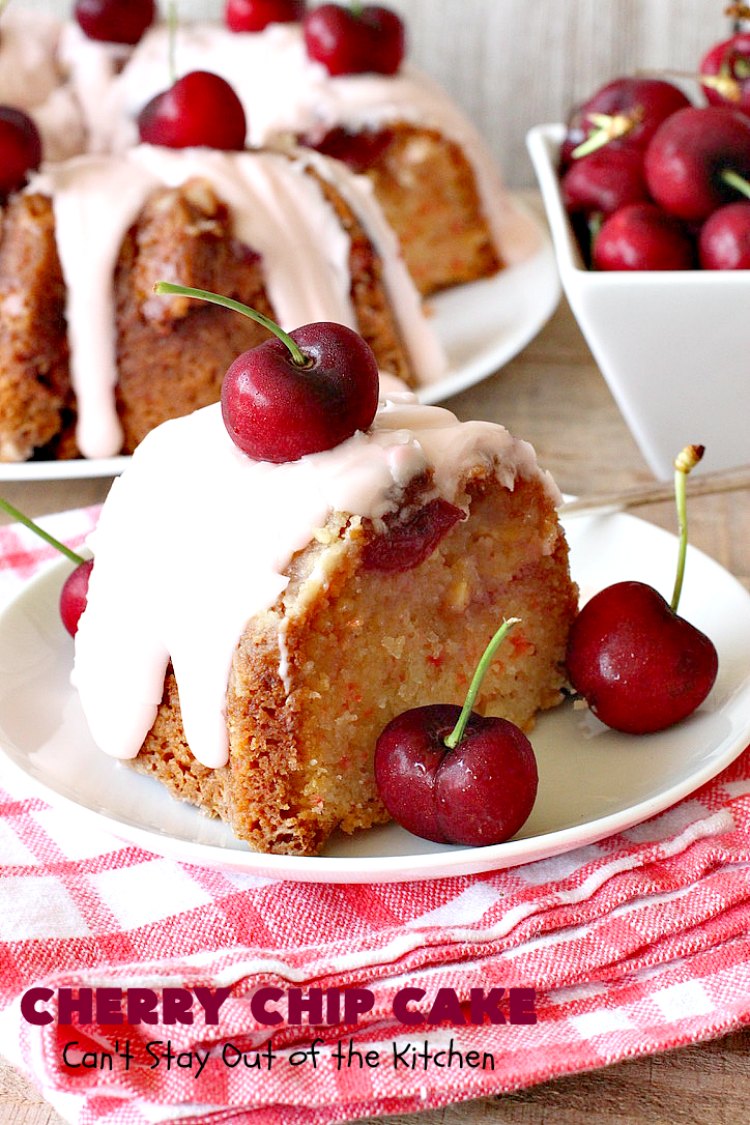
<box><xmin>28</xmin><ymin>145</ymin><xmax>445</xmax><ymax>459</ymax></box>
<box><xmin>60</xmin><ymin>20</ymin><xmax>518</xmax><ymax>262</ymax></box>
<box><xmin>73</xmin><ymin>392</ymin><xmax>557</xmax><ymax>771</ymax></box>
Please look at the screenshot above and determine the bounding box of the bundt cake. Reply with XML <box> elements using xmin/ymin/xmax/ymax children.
<box><xmin>0</xmin><ymin>145</ymin><xmax>444</xmax><ymax>461</ymax></box>
<box><xmin>72</xmin><ymin>389</ymin><xmax>578</xmax><ymax>857</ymax></box>
<box><xmin>63</xmin><ymin>17</ymin><xmax>512</xmax><ymax>297</ymax></box>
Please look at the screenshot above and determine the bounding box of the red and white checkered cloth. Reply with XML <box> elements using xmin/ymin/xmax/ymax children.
<box><xmin>1</xmin><ymin>506</ymin><xmax>750</xmax><ymax>1125</ymax></box>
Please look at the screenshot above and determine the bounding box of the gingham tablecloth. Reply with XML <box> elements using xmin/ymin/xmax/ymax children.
<box><xmin>1</xmin><ymin>507</ymin><xmax>750</xmax><ymax>1125</ymax></box>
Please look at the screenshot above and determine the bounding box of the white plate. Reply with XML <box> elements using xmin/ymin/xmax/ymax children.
<box><xmin>1</xmin><ymin>511</ymin><xmax>748</xmax><ymax>884</ymax></box>
<box><xmin>0</xmin><ymin>196</ymin><xmax>559</xmax><ymax>483</ymax></box>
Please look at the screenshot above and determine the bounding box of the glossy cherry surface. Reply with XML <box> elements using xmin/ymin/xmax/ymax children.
<box><xmin>0</xmin><ymin>107</ymin><xmax>42</xmax><ymax>197</ymax></box>
<box><xmin>221</xmin><ymin>321</ymin><xmax>379</xmax><ymax>462</ymax></box>
<box><xmin>59</xmin><ymin>559</ymin><xmax>94</xmax><ymax>638</ymax></box>
<box><xmin>225</xmin><ymin>0</ymin><xmax>305</xmax><ymax>32</ymax></box>
<box><xmin>566</xmin><ymin>581</ymin><xmax>718</xmax><ymax>734</ymax></box>
<box><xmin>74</xmin><ymin>0</ymin><xmax>155</xmax><ymax>44</ymax></box>
<box><xmin>700</xmin><ymin>32</ymin><xmax>750</xmax><ymax>117</ymax></box>
<box><xmin>137</xmin><ymin>71</ymin><xmax>247</xmax><ymax>150</ymax></box>
<box><xmin>644</xmin><ymin>106</ymin><xmax>750</xmax><ymax>221</ymax></box>
<box><xmin>592</xmin><ymin>202</ymin><xmax>695</xmax><ymax>270</ymax></box>
<box><xmin>374</xmin><ymin>704</ymin><xmax>538</xmax><ymax>846</ymax></box>
<box><xmin>303</xmin><ymin>3</ymin><xmax>405</xmax><ymax>76</ymax></box>
<box><xmin>562</xmin><ymin>146</ymin><xmax>650</xmax><ymax>216</ymax></box>
<box><xmin>699</xmin><ymin>200</ymin><xmax>750</xmax><ymax>267</ymax></box>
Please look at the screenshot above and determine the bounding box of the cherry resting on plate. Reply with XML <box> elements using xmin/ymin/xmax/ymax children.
<box><xmin>560</xmin><ymin>77</ymin><xmax>692</xmax><ymax>168</ymax></box>
<box><xmin>138</xmin><ymin>72</ymin><xmax>247</xmax><ymax>150</ymax></box>
<box><xmin>645</xmin><ymin>106</ymin><xmax>750</xmax><ymax>221</ymax></box>
<box><xmin>225</xmin><ymin>0</ymin><xmax>306</xmax><ymax>32</ymax></box>
<box><xmin>0</xmin><ymin>106</ymin><xmax>42</xmax><ymax>198</ymax></box>
<box><xmin>74</xmin><ymin>0</ymin><xmax>156</xmax><ymax>44</ymax></box>
<box><xmin>153</xmin><ymin>282</ymin><xmax>379</xmax><ymax>462</ymax></box>
<box><xmin>592</xmin><ymin>202</ymin><xmax>695</xmax><ymax>270</ymax></box>
<box><xmin>0</xmin><ymin>497</ymin><xmax>92</xmax><ymax>637</ymax></box>
<box><xmin>375</xmin><ymin>619</ymin><xmax>539</xmax><ymax>846</ymax></box>
<box><xmin>303</xmin><ymin>3</ymin><xmax>406</xmax><ymax>76</ymax></box>
<box><xmin>699</xmin><ymin>32</ymin><xmax>750</xmax><ymax>117</ymax></box>
<box><xmin>699</xmin><ymin>200</ymin><xmax>750</xmax><ymax>267</ymax></box>
<box><xmin>566</xmin><ymin>446</ymin><xmax>718</xmax><ymax>734</ymax></box>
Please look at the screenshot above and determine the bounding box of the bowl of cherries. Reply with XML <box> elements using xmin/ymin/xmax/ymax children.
<box><xmin>527</xmin><ymin>23</ymin><xmax>750</xmax><ymax>480</ymax></box>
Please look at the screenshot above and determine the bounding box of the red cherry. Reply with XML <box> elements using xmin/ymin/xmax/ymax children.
<box><xmin>59</xmin><ymin>559</ymin><xmax>94</xmax><ymax>637</ymax></box>
<box><xmin>644</xmin><ymin>106</ymin><xmax>750</xmax><ymax>221</ymax></box>
<box><xmin>303</xmin><ymin>126</ymin><xmax>394</xmax><ymax>173</ymax></box>
<box><xmin>375</xmin><ymin>705</ymin><xmax>538</xmax><ymax>846</ymax></box>
<box><xmin>303</xmin><ymin>3</ymin><xmax>406</xmax><ymax>76</ymax></box>
<box><xmin>0</xmin><ymin>106</ymin><xmax>42</xmax><ymax>197</ymax></box>
<box><xmin>699</xmin><ymin>200</ymin><xmax>750</xmax><ymax>267</ymax></box>
<box><xmin>592</xmin><ymin>202</ymin><xmax>695</xmax><ymax>270</ymax></box>
<box><xmin>221</xmin><ymin>321</ymin><xmax>379</xmax><ymax>462</ymax></box>
<box><xmin>699</xmin><ymin>32</ymin><xmax>750</xmax><ymax>117</ymax></box>
<box><xmin>566</xmin><ymin>581</ymin><xmax>718</xmax><ymax>734</ymax></box>
<box><xmin>225</xmin><ymin>0</ymin><xmax>305</xmax><ymax>32</ymax></box>
<box><xmin>560</xmin><ymin>77</ymin><xmax>692</xmax><ymax>169</ymax></box>
<box><xmin>362</xmin><ymin>499</ymin><xmax>465</xmax><ymax>572</ymax></box>
<box><xmin>74</xmin><ymin>0</ymin><xmax>156</xmax><ymax>44</ymax></box>
<box><xmin>137</xmin><ymin>72</ymin><xmax>247</xmax><ymax>150</ymax></box>
<box><xmin>561</xmin><ymin>146</ymin><xmax>650</xmax><ymax>217</ymax></box>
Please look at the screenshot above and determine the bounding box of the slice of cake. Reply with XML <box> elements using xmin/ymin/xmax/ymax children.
<box><xmin>72</xmin><ymin>390</ymin><xmax>578</xmax><ymax>857</ymax></box>
<box><xmin>0</xmin><ymin>146</ymin><xmax>443</xmax><ymax>461</ymax></box>
<box><xmin>62</xmin><ymin>19</ymin><xmax>515</xmax><ymax>296</ymax></box>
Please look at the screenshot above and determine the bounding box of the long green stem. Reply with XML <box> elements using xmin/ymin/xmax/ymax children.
<box><xmin>670</xmin><ymin>444</ymin><xmax>705</xmax><ymax>612</ymax></box>
<box><xmin>153</xmin><ymin>282</ymin><xmax>311</xmax><ymax>368</ymax></box>
<box><xmin>444</xmin><ymin>618</ymin><xmax>520</xmax><ymax>750</ymax></box>
<box><xmin>722</xmin><ymin>169</ymin><xmax>750</xmax><ymax>200</ymax></box>
<box><xmin>0</xmin><ymin>497</ymin><xmax>85</xmax><ymax>565</ymax></box>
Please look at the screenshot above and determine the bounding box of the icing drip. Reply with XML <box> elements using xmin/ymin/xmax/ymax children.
<box><xmin>28</xmin><ymin>146</ymin><xmax>442</xmax><ymax>458</ymax></box>
<box><xmin>73</xmin><ymin>394</ymin><xmax>553</xmax><ymax>769</ymax></box>
<box><xmin>66</xmin><ymin>21</ymin><xmax>518</xmax><ymax>261</ymax></box>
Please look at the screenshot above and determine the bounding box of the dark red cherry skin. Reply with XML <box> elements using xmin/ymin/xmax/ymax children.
<box><xmin>593</xmin><ymin>203</ymin><xmax>695</xmax><ymax>270</ymax></box>
<box><xmin>559</xmin><ymin>77</ymin><xmax>692</xmax><ymax>172</ymax></box>
<box><xmin>74</xmin><ymin>0</ymin><xmax>156</xmax><ymax>44</ymax></box>
<box><xmin>137</xmin><ymin>72</ymin><xmax>247</xmax><ymax>151</ymax></box>
<box><xmin>0</xmin><ymin>107</ymin><xmax>42</xmax><ymax>197</ymax></box>
<box><xmin>221</xmin><ymin>321</ymin><xmax>379</xmax><ymax>462</ymax></box>
<box><xmin>225</xmin><ymin>0</ymin><xmax>305</xmax><ymax>32</ymax></box>
<box><xmin>566</xmin><ymin>581</ymin><xmax>719</xmax><ymax>734</ymax></box>
<box><xmin>303</xmin><ymin>3</ymin><xmax>406</xmax><ymax>76</ymax></box>
<box><xmin>303</xmin><ymin>126</ymin><xmax>394</xmax><ymax>173</ymax></box>
<box><xmin>375</xmin><ymin>704</ymin><xmax>538</xmax><ymax>846</ymax></box>
<box><xmin>645</xmin><ymin>106</ymin><xmax>750</xmax><ymax>221</ymax></box>
<box><xmin>362</xmin><ymin>499</ymin><xmax>465</xmax><ymax>572</ymax></box>
<box><xmin>699</xmin><ymin>201</ymin><xmax>750</xmax><ymax>267</ymax></box>
<box><xmin>699</xmin><ymin>33</ymin><xmax>750</xmax><ymax>117</ymax></box>
<box><xmin>562</xmin><ymin>146</ymin><xmax>650</xmax><ymax>217</ymax></box>
<box><xmin>59</xmin><ymin>559</ymin><xmax>94</xmax><ymax>637</ymax></box>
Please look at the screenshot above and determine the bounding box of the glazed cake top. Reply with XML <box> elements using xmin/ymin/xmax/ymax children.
<box><xmin>72</xmin><ymin>391</ymin><xmax>559</xmax><ymax>770</ymax></box>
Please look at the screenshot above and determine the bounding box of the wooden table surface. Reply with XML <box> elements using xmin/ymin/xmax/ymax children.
<box><xmin>1</xmin><ymin>243</ymin><xmax>749</xmax><ymax>1123</ymax></box>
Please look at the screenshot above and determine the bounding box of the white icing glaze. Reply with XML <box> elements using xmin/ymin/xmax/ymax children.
<box><xmin>28</xmin><ymin>145</ymin><xmax>443</xmax><ymax>458</ymax></box>
<box><xmin>0</xmin><ymin>10</ymin><xmax>86</xmax><ymax>162</ymax></box>
<box><xmin>66</xmin><ymin>21</ymin><xmax>517</xmax><ymax>260</ymax></box>
<box><xmin>73</xmin><ymin>393</ymin><xmax>552</xmax><ymax>769</ymax></box>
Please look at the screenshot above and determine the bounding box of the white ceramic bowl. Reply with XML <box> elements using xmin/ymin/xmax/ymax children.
<box><xmin>527</xmin><ymin>123</ymin><xmax>749</xmax><ymax>480</ymax></box>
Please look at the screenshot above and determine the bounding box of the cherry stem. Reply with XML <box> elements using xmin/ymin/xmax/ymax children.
<box><xmin>167</xmin><ymin>0</ymin><xmax>178</xmax><ymax>85</ymax></box>
<box><xmin>571</xmin><ymin>109</ymin><xmax>642</xmax><ymax>160</ymax></box>
<box><xmin>350</xmin><ymin>1</ymin><xmax>364</xmax><ymax>15</ymax></box>
<box><xmin>444</xmin><ymin>618</ymin><xmax>521</xmax><ymax>750</ymax></box>
<box><xmin>153</xmin><ymin>282</ymin><xmax>312</xmax><ymax>368</ymax></box>
<box><xmin>671</xmin><ymin>444</ymin><xmax>705</xmax><ymax>613</ymax></box>
<box><xmin>722</xmin><ymin>168</ymin><xmax>750</xmax><ymax>199</ymax></box>
<box><xmin>0</xmin><ymin>497</ymin><xmax>85</xmax><ymax>565</ymax></box>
